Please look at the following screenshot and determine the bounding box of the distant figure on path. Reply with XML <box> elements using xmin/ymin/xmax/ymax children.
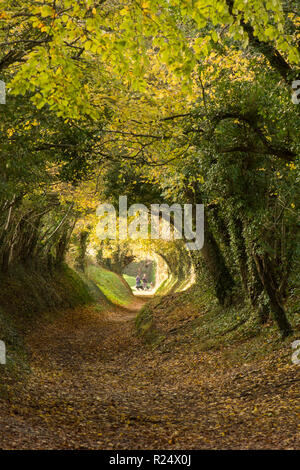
<box><xmin>142</xmin><ymin>273</ymin><xmax>147</xmax><ymax>290</ymax></box>
<box><xmin>136</xmin><ymin>275</ymin><xmax>142</xmax><ymax>290</ymax></box>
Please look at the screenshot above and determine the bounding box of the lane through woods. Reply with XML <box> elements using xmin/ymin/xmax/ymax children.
<box><xmin>0</xmin><ymin>297</ymin><xmax>298</xmax><ymax>449</ymax></box>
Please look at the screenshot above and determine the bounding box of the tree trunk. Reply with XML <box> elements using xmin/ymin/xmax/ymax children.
<box><xmin>75</xmin><ymin>230</ymin><xmax>89</xmax><ymax>272</ymax></box>
<box><xmin>253</xmin><ymin>252</ymin><xmax>292</xmax><ymax>338</ymax></box>
<box><xmin>202</xmin><ymin>223</ymin><xmax>235</xmax><ymax>306</ymax></box>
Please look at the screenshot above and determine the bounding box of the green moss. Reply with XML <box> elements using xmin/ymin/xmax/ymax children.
<box><xmin>87</xmin><ymin>265</ymin><xmax>134</xmax><ymax>306</ymax></box>
<box><xmin>123</xmin><ymin>274</ymin><xmax>136</xmax><ymax>289</ymax></box>
<box><xmin>155</xmin><ymin>274</ymin><xmax>177</xmax><ymax>295</ymax></box>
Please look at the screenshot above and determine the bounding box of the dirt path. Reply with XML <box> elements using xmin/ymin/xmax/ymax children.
<box><xmin>0</xmin><ymin>299</ymin><xmax>299</xmax><ymax>449</ymax></box>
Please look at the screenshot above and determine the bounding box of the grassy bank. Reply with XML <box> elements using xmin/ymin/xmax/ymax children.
<box><xmin>86</xmin><ymin>264</ymin><xmax>134</xmax><ymax>307</ymax></box>
<box><xmin>136</xmin><ymin>282</ymin><xmax>300</xmax><ymax>365</ymax></box>
<box><xmin>123</xmin><ymin>274</ymin><xmax>136</xmax><ymax>289</ymax></box>
<box><xmin>0</xmin><ymin>264</ymin><xmax>106</xmax><ymax>396</ymax></box>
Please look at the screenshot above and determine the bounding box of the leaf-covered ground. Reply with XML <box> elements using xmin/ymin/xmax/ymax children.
<box><xmin>0</xmin><ymin>298</ymin><xmax>299</xmax><ymax>450</ymax></box>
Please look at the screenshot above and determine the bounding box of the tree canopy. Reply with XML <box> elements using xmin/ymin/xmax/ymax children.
<box><xmin>0</xmin><ymin>0</ymin><xmax>299</xmax><ymax>337</ymax></box>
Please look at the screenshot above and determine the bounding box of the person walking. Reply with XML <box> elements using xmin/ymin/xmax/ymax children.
<box><xmin>136</xmin><ymin>274</ymin><xmax>142</xmax><ymax>290</ymax></box>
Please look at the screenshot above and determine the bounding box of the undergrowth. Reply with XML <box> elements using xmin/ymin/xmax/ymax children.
<box><xmin>136</xmin><ymin>281</ymin><xmax>300</xmax><ymax>366</ymax></box>
<box><xmin>0</xmin><ymin>263</ymin><xmax>101</xmax><ymax>396</ymax></box>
